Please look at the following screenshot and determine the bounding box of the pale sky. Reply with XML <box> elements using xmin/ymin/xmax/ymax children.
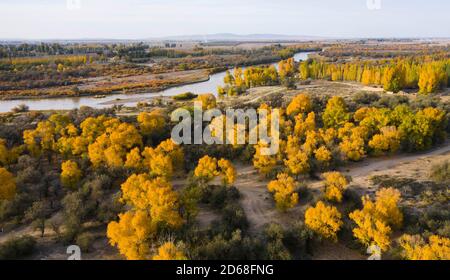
<box><xmin>0</xmin><ymin>0</ymin><xmax>449</xmax><ymax>39</ymax></box>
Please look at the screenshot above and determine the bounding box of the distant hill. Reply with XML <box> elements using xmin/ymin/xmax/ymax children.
<box><xmin>148</xmin><ymin>33</ymin><xmax>327</xmax><ymax>42</ymax></box>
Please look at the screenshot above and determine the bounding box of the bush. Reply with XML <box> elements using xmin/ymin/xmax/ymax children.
<box><xmin>76</xmin><ymin>232</ymin><xmax>96</xmax><ymax>253</ymax></box>
<box><xmin>193</xmin><ymin>230</ymin><xmax>265</xmax><ymax>260</ymax></box>
<box><xmin>202</xmin><ymin>185</ymin><xmax>240</xmax><ymax>210</ymax></box>
<box><xmin>219</xmin><ymin>204</ymin><xmax>249</xmax><ymax>234</ymax></box>
<box><xmin>11</xmin><ymin>104</ymin><xmax>29</xmax><ymax>113</ymax></box>
<box><xmin>430</xmin><ymin>161</ymin><xmax>450</xmax><ymax>184</ymax></box>
<box><xmin>0</xmin><ymin>235</ymin><xmax>36</xmax><ymax>260</ymax></box>
<box><xmin>284</xmin><ymin>222</ymin><xmax>314</xmax><ymax>258</ymax></box>
<box><xmin>263</xmin><ymin>223</ymin><xmax>291</xmax><ymax>260</ymax></box>
<box><xmin>173</xmin><ymin>92</ymin><xmax>198</xmax><ymax>101</ymax></box>
<box><xmin>352</xmin><ymin>92</ymin><xmax>380</xmax><ymax>105</ymax></box>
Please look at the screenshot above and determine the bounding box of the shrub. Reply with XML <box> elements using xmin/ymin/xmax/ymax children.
<box><xmin>11</xmin><ymin>104</ymin><xmax>29</xmax><ymax>113</ymax></box>
<box><xmin>263</xmin><ymin>223</ymin><xmax>291</xmax><ymax>260</ymax></box>
<box><xmin>193</xmin><ymin>230</ymin><xmax>265</xmax><ymax>260</ymax></box>
<box><xmin>430</xmin><ymin>161</ymin><xmax>450</xmax><ymax>184</ymax></box>
<box><xmin>352</xmin><ymin>92</ymin><xmax>380</xmax><ymax>105</ymax></box>
<box><xmin>173</xmin><ymin>92</ymin><xmax>198</xmax><ymax>101</ymax></box>
<box><xmin>76</xmin><ymin>232</ymin><xmax>96</xmax><ymax>253</ymax></box>
<box><xmin>0</xmin><ymin>235</ymin><xmax>36</xmax><ymax>260</ymax></box>
<box><xmin>220</xmin><ymin>204</ymin><xmax>249</xmax><ymax>234</ymax></box>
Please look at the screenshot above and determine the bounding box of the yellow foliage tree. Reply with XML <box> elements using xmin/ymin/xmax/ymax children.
<box><xmin>218</xmin><ymin>159</ymin><xmax>236</xmax><ymax>186</ymax></box>
<box><xmin>305</xmin><ymin>201</ymin><xmax>343</xmax><ymax>241</ymax></box>
<box><xmin>0</xmin><ymin>167</ymin><xmax>16</xmax><ymax>201</ymax></box>
<box><xmin>294</xmin><ymin>112</ymin><xmax>316</xmax><ymax>138</ymax></box>
<box><xmin>155</xmin><ymin>139</ymin><xmax>185</xmax><ymax>171</ymax></box>
<box><xmin>194</xmin><ymin>155</ymin><xmax>219</xmax><ymax>183</ymax></box>
<box><xmin>418</xmin><ymin>63</ymin><xmax>447</xmax><ymax>94</ymax></box>
<box><xmin>137</xmin><ymin>110</ymin><xmax>166</xmax><ymax>137</ymax></box>
<box><xmin>120</xmin><ymin>174</ymin><xmax>183</xmax><ymax>227</ymax></box>
<box><xmin>88</xmin><ymin>122</ymin><xmax>142</xmax><ymax>168</ymax></box>
<box><xmin>142</xmin><ymin>147</ymin><xmax>173</xmax><ymax>179</ymax></box>
<box><xmin>253</xmin><ymin>141</ymin><xmax>278</xmax><ymax>176</ymax></box>
<box><xmin>322</xmin><ymin>96</ymin><xmax>350</xmax><ymax>129</ymax></box>
<box><xmin>267</xmin><ymin>173</ymin><xmax>299</xmax><ymax>212</ymax></box>
<box><xmin>349</xmin><ymin>188</ymin><xmax>403</xmax><ymax>251</ymax></box>
<box><xmin>60</xmin><ymin>160</ymin><xmax>82</xmax><ymax>189</ymax></box>
<box><xmin>338</xmin><ymin>125</ymin><xmax>366</xmax><ymax>162</ymax></box>
<box><xmin>125</xmin><ymin>147</ymin><xmax>143</xmax><ymax>170</ymax></box>
<box><xmin>107</xmin><ymin>210</ymin><xmax>155</xmax><ymax>260</ymax></box>
<box><xmin>286</xmin><ymin>93</ymin><xmax>312</xmax><ymax>116</ymax></box>
<box><xmin>314</xmin><ymin>146</ymin><xmax>332</xmax><ymax>167</ymax></box>
<box><xmin>278</xmin><ymin>58</ymin><xmax>295</xmax><ymax>80</ymax></box>
<box><xmin>153</xmin><ymin>242</ymin><xmax>187</xmax><ymax>260</ymax></box>
<box><xmin>285</xmin><ymin>150</ymin><xmax>310</xmax><ymax>177</ymax></box>
<box><xmin>323</xmin><ymin>172</ymin><xmax>348</xmax><ymax>203</ymax></box>
<box><xmin>399</xmin><ymin>234</ymin><xmax>450</xmax><ymax>260</ymax></box>
<box><xmin>0</xmin><ymin>139</ymin><xmax>9</xmax><ymax>166</ymax></box>
<box><xmin>197</xmin><ymin>94</ymin><xmax>217</xmax><ymax>110</ymax></box>
<box><xmin>368</xmin><ymin>126</ymin><xmax>401</xmax><ymax>156</ymax></box>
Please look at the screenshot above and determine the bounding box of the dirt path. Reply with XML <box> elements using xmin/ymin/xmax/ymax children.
<box><xmin>233</xmin><ymin>143</ymin><xmax>450</xmax><ymax>233</ymax></box>
<box><xmin>341</xmin><ymin>143</ymin><xmax>450</xmax><ymax>194</ymax></box>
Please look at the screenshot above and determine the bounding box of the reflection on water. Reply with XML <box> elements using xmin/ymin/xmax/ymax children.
<box><xmin>0</xmin><ymin>52</ymin><xmax>313</xmax><ymax>113</ymax></box>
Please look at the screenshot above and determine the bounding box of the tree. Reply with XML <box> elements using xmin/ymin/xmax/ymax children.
<box><xmin>218</xmin><ymin>159</ymin><xmax>236</xmax><ymax>186</ymax></box>
<box><xmin>194</xmin><ymin>155</ymin><xmax>219</xmax><ymax>184</ymax></box>
<box><xmin>299</xmin><ymin>61</ymin><xmax>310</xmax><ymax>80</ymax></box>
<box><xmin>322</xmin><ymin>96</ymin><xmax>350</xmax><ymax>129</ymax></box>
<box><xmin>285</xmin><ymin>150</ymin><xmax>309</xmax><ymax>177</ymax></box>
<box><xmin>382</xmin><ymin>65</ymin><xmax>404</xmax><ymax>93</ymax></box>
<box><xmin>107</xmin><ymin>210</ymin><xmax>155</xmax><ymax>260</ymax></box>
<box><xmin>349</xmin><ymin>188</ymin><xmax>403</xmax><ymax>251</ymax></box>
<box><xmin>197</xmin><ymin>94</ymin><xmax>217</xmax><ymax>110</ymax></box>
<box><xmin>88</xmin><ymin>122</ymin><xmax>142</xmax><ymax>168</ymax></box>
<box><xmin>61</xmin><ymin>160</ymin><xmax>82</xmax><ymax>189</ymax></box>
<box><xmin>146</xmin><ymin>177</ymin><xmax>183</xmax><ymax>227</ymax></box>
<box><xmin>125</xmin><ymin>147</ymin><xmax>143</xmax><ymax>170</ymax></box>
<box><xmin>314</xmin><ymin>146</ymin><xmax>332</xmax><ymax>168</ymax></box>
<box><xmin>278</xmin><ymin>58</ymin><xmax>295</xmax><ymax>80</ymax></box>
<box><xmin>155</xmin><ymin>139</ymin><xmax>184</xmax><ymax>171</ymax></box>
<box><xmin>399</xmin><ymin>234</ymin><xmax>450</xmax><ymax>260</ymax></box>
<box><xmin>368</xmin><ymin>126</ymin><xmax>401</xmax><ymax>156</ymax></box>
<box><xmin>294</xmin><ymin>112</ymin><xmax>316</xmax><ymax>138</ymax></box>
<box><xmin>418</xmin><ymin>63</ymin><xmax>447</xmax><ymax>94</ymax></box>
<box><xmin>137</xmin><ymin>110</ymin><xmax>166</xmax><ymax>137</ymax></box>
<box><xmin>0</xmin><ymin>139</ymin><xmax>11</xmax><ymax>166</ymax></box>
<box><xmin>267</xmin><ymin>173</ymin><xmax>298</xmax><ymax>212</ymax></box>
<box><xmin>284</xmin><ymin>135</ymin><xmax>310</xmax><ymax>177</ymax></box>
<box><xmin>120</xmin><ymin>174</ymin><xmax>183</xmax><ymax>227</ymax></box>
<box><xmin>0</xmin><ymin>167</ymin><xmax>16</xmax><ymax>201</ymax></box>
<box><xmin>253</xmin><ymin>141</ymin><xmax>278</xmax><ymax>177</ymax></box>
<box><xmin>142</xmin><ymin>147</ymin><xmax>173</xmax><ymax>179</ymax></box>
<box><xmin>153</xmin><ymin>242</ymin><xmax>187</xmax><ymax>260</ymax></box>
<box><xmin>25</xmin><ymin>201</ymin><xmax>52</xmax><ymax>237</ymax></box>
<box><xmin>349</xmin><ymin>210</ymin><xmax>392</xmax><ymax>252</ymax></box>
<box><xmin>373</xmin><ymin>188</ymin><xmax>403</xmax><ymax>228</ymax></box>
<box><xmin>305</xmin><ymin>201</ymin><xmax>343</xmax><ymax>241</ymax></box>
<box><xmin>287</xmin><ymin>93</ymin><xmax>311</xmax><ymax>116</ymax></box>
<box><xmin>399</xmin><ymin>107</ymin><xmax>446</xmax><ymax>151</ymax></box>
<box><xmin>338</xmin><ymin>123</ymin><xmax>366</xmax><ymax>162</ymax></box>
<box><xmin>323</xmin><ymin>172</ymin><xmax>348</xmax><ymax>203</ymax></box>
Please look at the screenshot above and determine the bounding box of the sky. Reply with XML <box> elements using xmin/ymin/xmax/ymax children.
<box><xmin>0</xmin><ymin>0</ymin><xmax>449</xmax><ymax>39</ymax></box>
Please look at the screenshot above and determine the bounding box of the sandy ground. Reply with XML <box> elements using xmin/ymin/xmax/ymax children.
<box><xmin>341</xmin><ymin>143</ymin><xmax>450</xmax><ymax>195</ymax></box>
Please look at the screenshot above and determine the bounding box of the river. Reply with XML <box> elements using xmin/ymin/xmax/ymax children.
<box><xmin>0</xmin><ymin>52</ymin><xmax>313</xmax><ymax>113</ymax></box>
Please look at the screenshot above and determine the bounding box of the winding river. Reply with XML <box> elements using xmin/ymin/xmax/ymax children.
<box><xmin>0</xmin><ymin>52</ymin><xmax>313</xmax><ymax>113</ymax></box>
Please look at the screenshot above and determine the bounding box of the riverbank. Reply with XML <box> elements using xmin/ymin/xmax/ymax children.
<box><xmin>0</xmin><ymin>69</ymin><xmax>211</xmax><ymax>101</ymax></box>
<box><xmin>0</xmin><ymin>52</ymin><xmax>315</xmax><ymax>112</ymax></box>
